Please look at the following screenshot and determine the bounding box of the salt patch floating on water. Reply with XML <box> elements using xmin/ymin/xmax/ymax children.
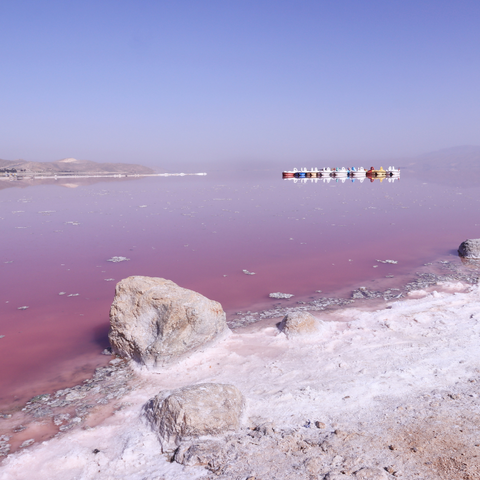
<box><xmin>58</xmin><ymin>292</ymin><xmax>66</xmax><ymax>295</ymax></box>
<box><xmin>269</xmin><ymin>292</ymin><xmax>294</xmax><ymax>299</ymax></box>
<box><xmin>67</xmin><ymin>293</ymin><xmax>79</xmax><ymax>297</ymax></box>
<box><xmin>17</xmin><ymin>306</ymin><xmax>29</xmax><ymax>310</ymax></box>
<box><xmin>376</xmin><ymin>259</ymin><xmax>398</xmax><ymax>264</ymax></box>
<box><xmin>107</xmin><ymin>256</ymin><xmax>130</xmax><ymax>263</ymax></box>
<box><xmin>242</xmin><ymin>269</ymin><xmax>255</xmax><ymax>275</ymax></box>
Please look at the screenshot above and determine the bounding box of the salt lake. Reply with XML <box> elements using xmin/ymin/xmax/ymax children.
<box><xmin>1</xmin><ymin>162</ymin><xmax>479</xmax><ymax>411</ymax></box>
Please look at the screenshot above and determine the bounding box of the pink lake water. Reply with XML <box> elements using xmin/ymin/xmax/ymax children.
<box><xmin>1</xmin><ymin>165</ymin><xmax>479</xmax><ymax>411</ymax></box>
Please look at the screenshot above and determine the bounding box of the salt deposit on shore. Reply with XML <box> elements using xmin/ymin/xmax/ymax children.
<box><xmin>2</xmin><ymin>282</ymin><xmax>480</xmax><ymax>479</ymax></box>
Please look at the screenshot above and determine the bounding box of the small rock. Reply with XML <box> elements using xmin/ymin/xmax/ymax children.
<box><xmin>13</xmin><ymin>425</ymin><xmax>26</xmax><ymax>433</ymax></box>
<box><xmin>315</xmin><ymin>421</ymin><xmax>326</xmax><ymax>429</ymax></box>
<box><xmin>19</xmin><ymin>439</ymin><xmax>35</xmax><ymax>448</ymax></box>
<box><xmin>458</xmin><ymin>239</ymin><xmax>480</xmax><ymax>259</ymax></box>
<box><xmin>0</xmin><ymin>435</ymin><xmax>11</xmax><ymax>456</ymax></box>
<box><xmin>29</xmin><ymin>394</ymin><xmax>50</xmax><ymax>403</ymax></box>
<box><xmin>255</xmin><ymin>422</ymin><xmax>276</xmax><ymax>436</ymax></box>
<box><xmin>334</xmin><ymin>429</ymin><xmax>348</xmax><ymax>440</ymax></box>
<box><xmin>65</xmin><ymin>390</ymin><xmax>87</xmax><ymax>402</ymax></box>
<box><xmin>53</xmin><ymin>414</ymin><xmax>71</xmax><ymax>426</ymax></box>
<box><xmin>332</xmin><ymin>455</ymin><xmax>344</xmax><ymax>465</ymax></box>
<box><xmin>145</xmin><ymin>383</ymin><xmax>244</xmax><ymax>452</ymax></box>
<box><xmin>304</xmin><ymin>457</ymin><xmax>323</xmax><ymax>475</ymax></box>
<box><xmin>280</xmin><ymin>311</ymin><xmax>325</xmax><ymax>337</ymax></box>
<box><xmin>325</xmin><ymin>473</ymin><xmax>353</xmax><ymax>480</ymax></box>
<box><xmin>354</xmin><ymin>467</ymin><xmax>388</xmax><ymax>479</ymax></box>
<box><xmin>173</xmin><ymin>440</ymin><xmax>226</xmax><ymax>467</ymax></box>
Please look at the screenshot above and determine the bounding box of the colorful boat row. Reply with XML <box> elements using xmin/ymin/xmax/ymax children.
<box><xmin>282</xmin><ymin>166</ymin><xmax>400</xmax><ymax>178</ymax></box>
<box><xmin>284</xmin><ymin>176</ymin><xmax>399</xmax><ymax>183</ymax></box>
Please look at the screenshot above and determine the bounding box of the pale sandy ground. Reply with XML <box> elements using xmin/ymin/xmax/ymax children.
<box><xmin>2</xmin><ymin>282</ymin><xmax>480</xmax><ymax>479</ymax></box>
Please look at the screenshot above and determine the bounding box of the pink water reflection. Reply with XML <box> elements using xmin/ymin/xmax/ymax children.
<box><xmin>1</xmin><ymin>168</ymin><xmax>479</xmax><ymax>410</ymax></box>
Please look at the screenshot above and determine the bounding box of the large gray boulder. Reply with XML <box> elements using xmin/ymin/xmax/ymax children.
<box><xmin>145</xmin><ymin>383</ymin><xmax>245</xmax><ymax>452</ymax></box>
<box><xmin>279</xmin><ymin>311</ymin><xmax>325</xmax><ymax>338</ymax></box>
<box><xmin>458</xmin><ymin>238</ymin><xmax>480</xmax><ymax>259</ymax></box>
<box><xmin>109</xmin><ymin>276</ymin><xmax>229</xmax><ymax>367</ymax></box>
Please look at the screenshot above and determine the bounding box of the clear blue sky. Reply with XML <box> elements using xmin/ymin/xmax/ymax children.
<box><xmin>1</xmin><ymin>0</ymin><xmax>479</xmax><ymax>167</ymax></box>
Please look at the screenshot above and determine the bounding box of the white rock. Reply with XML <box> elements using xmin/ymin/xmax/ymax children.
<box><xmin>145</xmin><ymin>383</ymin><xmax>244</xmax><ymax>452</ymax></box>
<box><xmin>458</xmin><ymin>238</ymin><xmax>480</xmax><ymax>259</ymax></box>
<box><xmin>109</xmin><ymin>276</ymin><xmax>229</xmax><ymax>367</ymax></box>
<box><xmin>280</xmin><ymin>311</ymin><xmax>325</xmax><ymax>338</ymax></box>
<box><xmin>354</xmin><ymin>467</ymin><xmax>388</xmax><ymax>479</ymax></box>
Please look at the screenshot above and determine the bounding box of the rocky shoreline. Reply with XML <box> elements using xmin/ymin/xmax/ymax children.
<box><xmin>1</xmin><ymin>257</ymin><xmax>480</xmax><ymax>479</ymax></box>
<box><xmin>229</xmin><ymin>258</ymin><xmax>479</xmax><ymax>328</ymax></box>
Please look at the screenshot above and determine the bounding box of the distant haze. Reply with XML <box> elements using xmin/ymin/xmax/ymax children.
<box><xmin>1</xmin><ymin>1</ymin><xmax>479</xmax><ymax>168</ymax></box>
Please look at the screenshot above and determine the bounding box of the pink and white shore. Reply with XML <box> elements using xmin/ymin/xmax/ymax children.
<box><xmin>2</xmin><ymin>281</ymin><xmax>480</xmax><ymax>479</ymax></box>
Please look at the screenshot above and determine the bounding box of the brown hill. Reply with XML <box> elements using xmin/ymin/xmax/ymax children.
<box><xmin>0</xmin><ymin>157</ymin><xmax>155</xmax><ymax>175</ymax></box>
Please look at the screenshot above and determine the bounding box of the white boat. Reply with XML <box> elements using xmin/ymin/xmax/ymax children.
<box><xmin>387</xmin><ymin>166</ymin><xmax>400</xmax><ymax>176</ymax></box>
<box><xmin>318</xmin><ymin>167</ymin><xmax>333</xmax><ymax>177</ymax></box>
<box><xmin>350</xmin><ymin>167</ymin><xmax>367</xmax><ymax>177</ymax></box>
<box><xmin>333</xmin><ymin>167</ymin><xmax>348</xmax><ymax>177</ymax></box>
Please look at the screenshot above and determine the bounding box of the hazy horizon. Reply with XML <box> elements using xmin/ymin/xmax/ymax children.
<box><xmin>1</xmin><ymin>1</ymin><xmax>479</xmax><ymax>168</ymax></box>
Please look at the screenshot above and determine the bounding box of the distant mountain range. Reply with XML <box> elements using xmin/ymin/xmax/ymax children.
<box><xmin>0</xmin><ymin>157</ymin><xmax>154</xmax><ymax>175</ymax></box>
<box><xmin>413</xmin><ymin>145</ymin><xmax>480</xmax><ymax>169</ymax></box>
<box><xmin>407</xmin><ymin>145</ymin><xmax>480</xmax><ymax>186</ymax></box>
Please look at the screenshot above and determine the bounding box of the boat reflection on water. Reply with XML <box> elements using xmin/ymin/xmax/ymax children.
<box><xmin>282</xmin><ymin>175</ymin><xmax>400</xmax><ymax>184</ymax></box>
<box><xmin>282</xmin><ymin>166</ymin><xmax>400</xmax><ymax>182</ymax></box>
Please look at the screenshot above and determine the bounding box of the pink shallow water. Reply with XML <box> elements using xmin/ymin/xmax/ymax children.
<box><xmin>0</xmin><ymin>167</ymin><xmax>479</xmax><ymax>410</ymax></box>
